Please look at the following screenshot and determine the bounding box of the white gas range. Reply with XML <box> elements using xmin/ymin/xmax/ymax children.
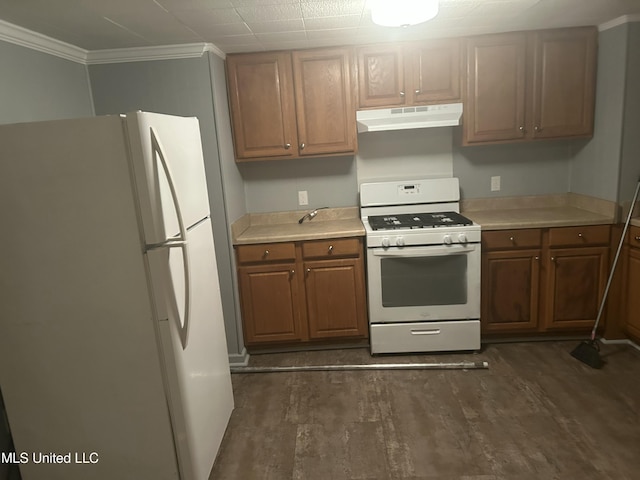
<box><xmin>360</xmin><ymin>177</ymin><xmax>481</xmax><ymax>354</ymax></box>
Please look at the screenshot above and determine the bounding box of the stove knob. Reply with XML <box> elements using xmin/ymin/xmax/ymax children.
<box><xmin>396</xmin><ymin>236</ymin><xmax>405</xmax><ymax>247</ymax></box>
<box><xmin>443</xmin><ymin>234</ymin><xmax>452</xmax><ymax>245</ymax></box>
<box><xmin>381</xmin><ymin>237</ymin><xmax>391</xmax><ymax>248</ymax></box>
<box><xmin>458</xmin><ymin>233</ymin><xmax>468</xmax><ymax>244</ymax></box>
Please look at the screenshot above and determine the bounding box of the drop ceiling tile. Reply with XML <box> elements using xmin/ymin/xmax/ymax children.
<box><xmin>254</xmin><ymin>30</ymin><xmax>307</xmax><ymax>42</ymax></box>
<box><xmin>213</xmin><ymin>33</ymin><xmax>261</xmax><ymax>46</ymax></box>
<box><xmin>106</xmin><ymin>10</ymin><xmax>203</xmax><ymax>43</ymax></box>
<box><xmin>155</xmin><ymin>0</ymin><xmax>235</xmax><ymax>12</ymax></box>
<box><xmin>306</xmin><ymin>27</ymin><xmax>359</xmax><ymax>39</ymax></box>
<box><xmin>173</xmin><ymin>7</ymin><xmax>244</xmax><ymax>25</ymax></box>
<box><xmin>247</xmin><ymin>18</ymin><xmax>305</xmax><ymax>33</ymax></box>
<box><xmin>235</xmin><ymin>4</ymin><xmax>303</xmax><ymax>23</ymax></box>
<box><xmin>194</xmin><ymin>22</ymin><xmax>252</xmax><ymax>39</ymax></box>
<box><xmin>304</xmin><ymin>14</ymin><xmax>362</xmax><ymax>29</ymax></box>
<box><xmin>301</xmin><ymin>0</ymin><xmax>366</xmax><ymax>18</ymax></box>
<box><xmin>232</xmin><ymin>0</ymin><xmax>299</xmax><ymax>6</ymax></box>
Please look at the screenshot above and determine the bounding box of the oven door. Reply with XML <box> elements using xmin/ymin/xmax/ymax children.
<box><xmin>367</xmin><ymin>243</ymin><xmax>480</xmax><ymax>323</ymax></box>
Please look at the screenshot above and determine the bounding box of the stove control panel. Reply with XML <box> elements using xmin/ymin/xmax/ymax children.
<box><xmin>367</xmin><ymin>228</ymin><xmax>481</xmax><ymax>248</ymax></box>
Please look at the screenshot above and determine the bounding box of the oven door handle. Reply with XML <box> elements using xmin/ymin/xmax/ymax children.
<box><xmin>372</xmin><ymin>245</ymin><xmax>478</xmax><ymax>257</ymax></box>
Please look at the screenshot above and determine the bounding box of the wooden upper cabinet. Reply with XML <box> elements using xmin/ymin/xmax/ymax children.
<box><xmin>463</xmin><ymin>26</ymin><xmax>597</xmax><ymax>145</ymax></box>
<box><xmin>408</xmin><ymin>38</ymin><xmax>462</xmax><ymax>104</ymax></box>
<box><xmin>531</xmin><ymin>27</ymin><xmax>597</xmax><ymax>139</ymax></box>
<box><xmin>357</xmin><ymin>45</ymin><xmax>405</xmax><ymax>108</ymax></box>
<box><xmin>292</xmin><ymin>48</ymin><xmax>357</xmax><ymax>157</ymax></box>
<box><xmin>464</xmin><ymin>32</ymin><xmax>528</xmax><ymax>144</ymax></box>
<box><xmin>226</xmin><ymin>48</ymin><xmax>356</xmax><ymax>161</ymax></box>
<box><xmin>357</xmin><ymin>40</ymin><xmax>462</xmax><ymax>109</ymax></box>
<box><xmin>226</xmin><ymin>52</ymin><xmax>298</xmax><ymax>160</ymax></box>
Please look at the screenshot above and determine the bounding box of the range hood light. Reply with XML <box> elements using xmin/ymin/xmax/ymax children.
<box><xmin>371</xmin><ymin>0</ymin><xmax>439</xmax><ymax>27</ymax></box>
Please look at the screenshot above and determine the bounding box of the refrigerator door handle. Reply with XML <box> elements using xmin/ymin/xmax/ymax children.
<box><xmin>147</xmin><ymin>127</ymin><xmax>191</xmax><ymax>349</ymax></box>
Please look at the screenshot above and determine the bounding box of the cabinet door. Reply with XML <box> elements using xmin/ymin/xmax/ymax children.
<box><xmin>531</xmin><ymin>27</ymin><xmax>596</xmax><ymax>139</ymax></box>
<box><xmin>304</xmin><ymin>258</ymin><xmax>368</xmax><ymax>340</ymax></box>
<box><xmin>543</xmin><ymin>246</ymin><xmax>608</xmax><ymax>331</ymax></box>
<box><xmin>481</xmin><ymin>250</ymin><xmax>540</xmax><ymax>333</ymax></box>
<box><xmin>226</xmin><ymin>52</ymin><xmax>298</xmax><ymax>160</ymax></box>
<box><xmin>409</xmin><ymin>38</ymin><xmax>461</xmax><ymax>104</ymax></box>
<box><xmin>357</xmin><ymin>45</ymin><xmax>405</xmax><ymax>108</ymax></box>
<box><xmin>292</xmin><ymin>48</ymin><xmax>357</xmax><ymax>156</ymax></box>
<box><xmin>625</xmin><ymin>246</ymin><xmax>640</xmax><ymax>340</ymax></box>
<box><xmin>238</xmin><ymin>263</ymin><xmax>304</xmax><ymax>345</ymax></box>
<box><xmin>464</xmin><ymin>32</ymin><xmax>528</xmax><ymax>144</ymax></box>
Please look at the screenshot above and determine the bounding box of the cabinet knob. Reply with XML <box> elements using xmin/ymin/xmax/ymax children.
<box><xmin>290</xmin><ymin>269</ymin><xmax>295</xmax><ymax>275</ymax></box>
<box><xmin>399</xmin><ymin>91</ymin><xmax>405</xmax><ymax>97</ymax></box>
<box><xmin>635</xmin><ymin>236</ymin><xmax>640</xmax><ymax>242</ymax></box>
<box><xmin>551</xmin><ymin>256</ymin><xmax>556</xmax><ymax>262</ymax></box>
<box><xmin>534</xmin><ymin>256</ymin><xmax>539</xmax><ymax>260</ymax></box>
<box><xmin>534</xmin><ymin>125</ymin><xmax>542</xmax><ymax>132</ymax></box>
<box><xmin>328</xmin><ymin>245</ymin><xmax>333</xmax><ymax>253</ymax></box>
<box><xmin>300</xmin><ymin>143</ymin><xmax>305</xmax><ymax>150</ymax></box>
<box><xmin>519</xmin><ymin>126</ymin><xmax>525</xmax><ymax>133</ymax></box>
<box><xmin>578</xmin><ymin>233</ymin><xmax>583</xmax><ymax>238</ymax></box>
<box><xmin>306</xmin><ymin>268</ymin><xmax>311</xmax><ymax>273</ymax></box>
<box><xmin>284</xmin><ymin>143</ymin><xmax>291</xmax><ymax>149</ymax></box>
<box><xmin>509</xmin><ymin>236</ymin><xmax>515</xmax><ymax>243</ymax></box>
<box><xmin>263</xmin><ymin>250</ymin><xmax>269</xmax><ymax>257</ymax></box>
<box><xmin>414</xmin><ymin>89</ymin><xmax>420</xmax><ymax>94</ymax></box>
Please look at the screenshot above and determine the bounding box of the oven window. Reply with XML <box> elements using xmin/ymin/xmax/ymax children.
<box><xmin>380</xmin><ymin>255</ymin><xmax>467</xmax><ymax>307</ymax></box>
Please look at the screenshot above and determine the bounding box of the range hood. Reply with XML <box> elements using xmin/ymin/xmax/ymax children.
<box><xmin>356</xmin><ymin>103</ymin><xmax>463</xmax><ymax>133</ymax></box>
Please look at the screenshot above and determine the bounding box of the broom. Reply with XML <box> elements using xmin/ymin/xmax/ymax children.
<box><xmin>571</xmin><ymin>177</ymin><xmax>640</xmax><ymax>369</ymax></box>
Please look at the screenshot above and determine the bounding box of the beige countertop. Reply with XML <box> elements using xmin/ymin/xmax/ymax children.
<box><xmin>232</xmin><ymin>194</ymin><xmax>626</xmax><ymax>244</ymax></box>
<box><xmin>232</xmin><ymin>207</ymin><xmax>365</xmax><ymax>245</ymax></box>
<box><xmin>461</xmin><ymin>193</ymin><xmax>617</xmax><ymax>231</ymax></box>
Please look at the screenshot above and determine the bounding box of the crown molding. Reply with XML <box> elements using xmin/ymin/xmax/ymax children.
<box><xmin>599</xmin><ymin>14</ymin><xmax>640</xmax><ymax>31</ymax></box>
<box><xmin>86</xmin><ymin>42</ymin><xmax>225</xmax><ymax>64</ymax></box>
<box><xmin>0</xmin><ymin>18</ymin><xmax>226</xmax><ymax>65</ymax></box>
<box><xmin>0</xmin><ymin>19</ymin><xmax>88</xmax><ymax>63</ymax></box>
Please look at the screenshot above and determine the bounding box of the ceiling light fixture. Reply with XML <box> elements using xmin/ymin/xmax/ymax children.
<box><xmin>371</xmin><ymin>0</ymin><xmax>439</xmax><ymax>27</ymax></box>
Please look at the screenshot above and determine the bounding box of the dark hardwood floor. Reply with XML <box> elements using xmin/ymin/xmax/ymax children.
<box><xmin>210</xmin><ymin>341</ymin><xmax>640</xmax><ymax>480</ymax></box>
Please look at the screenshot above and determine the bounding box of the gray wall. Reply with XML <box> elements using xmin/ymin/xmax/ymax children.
<box><xmin>569</xmin><ymin>23</ymin><xmax>628</xmax><ymax>202</ymax></box>
<box><xmin>453</xmin><ymin>140</ymin><xmax>573</xmax><ymax>200</ymax></box>
<box><xmin>89</xmin><ymin>55</ymin><xmax>246</xmax><ymax>360</ymax></box>
<box><xmin>240</xmin><ymin>155</ymin><xmax>358</xmax><ymax>212</ymax></box>
<box><xmin>0</xmin><ymin>40</ymin><xmax>93</xmax><ymax>124</ymax></box>
<box><xmin>619</xmin><ymin>22</ymin><xmax>640</xmax><ymax>204</ymax></box>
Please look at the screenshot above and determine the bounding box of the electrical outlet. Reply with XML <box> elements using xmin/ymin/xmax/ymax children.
<box><xmin>491</xmin><ymin>176</ymin><xmax>501</xmax><ymax>192</ymax></box>
<box><xmin>298</xmin><ymin>190</ymin><xmax>309</xmax><ymax>206</ymax></box>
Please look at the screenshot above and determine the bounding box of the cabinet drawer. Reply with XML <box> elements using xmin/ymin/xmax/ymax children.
<box><xmin>236</xmin><ymin>242</ymin><xmax>296</xmax><ymax>264</ymax></box>
<box><xmin>629</xmin><ymin>226</ymin><xmax>640</xmax><ymax>247</ymax></box>
<box><xmin>302</xmin><ymin>238</ymin><xmax>361</xmax><ymax>259</ymax></box>
<box><xmin>482</xmin><ymin>229</ymin><xmax>542</xmax><ymax>250</ymax></box>
<box><xmin>548</xmin><ymin>225</ymin><xmax>610</xmax><ymax>247</ymax></box>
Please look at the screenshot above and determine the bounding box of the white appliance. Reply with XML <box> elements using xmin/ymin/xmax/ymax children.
<box><xmin>0</xmin><ymin>112</ymin><xmax>234</xmax><ymax>480</ymax></box>
<box><xmin>356</xmin><ymin>103</ymin><xmax>462</xmax><ymax>133</ymax></box>
<box><xmin>360</xmin><ymin>178</ymin><xmax>481</xmax><ymax>354</ymax></box>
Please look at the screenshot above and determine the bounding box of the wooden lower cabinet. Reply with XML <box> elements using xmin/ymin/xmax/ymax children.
<box><xmin>238</xmin><ymin>262</ymin><xmax>304</xmax><ymax>345</ymax></box>
<box><xmin>305</xmin><ymin>258</ymin><xmax>367</xmax><ymax>339</ymax></box>
<box><xmin>542</xmin><ymin>246</ymin><xmax>608</xmax><ymax>330</ymax></box>
<box><xmin>481</xmin><ymin>229</ymin><xmax>541</xmax><ymax>334</ymax></box>
<box><xmin>624</xmin><ymin>226</ymin><xmax>640</xmax><ymax>341</ymax></box>
<box><xmin>481</xmin><ymin>225</ymin><xmax>610</xmax><ymax>335</ymax></box>
<box><xmin>482</xmin><ymin>249</ymin><xmax>540</xmax><ymax>333</ymax></box>
<box><xmin>236</xmin><ymin>238</ymin><xmax>368</xmax><ymax>349</ymax></box>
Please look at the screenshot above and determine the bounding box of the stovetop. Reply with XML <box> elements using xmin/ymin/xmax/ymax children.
<box><xmin>367</xmin><ymin>211</ymin><xmax>473</xmax><ymax>231</ymax></box>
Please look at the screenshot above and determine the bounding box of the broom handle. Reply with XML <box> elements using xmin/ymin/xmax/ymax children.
<box><xmin>591</xmin><ymin>177</ymin><xmax>640</xmax><ymax>341</ymax></box>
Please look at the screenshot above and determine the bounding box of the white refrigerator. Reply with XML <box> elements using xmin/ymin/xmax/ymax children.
<box><xmin>0</xmin><ymin>112</ymin><xmax>234</xmax><ymax>480</ymax></box>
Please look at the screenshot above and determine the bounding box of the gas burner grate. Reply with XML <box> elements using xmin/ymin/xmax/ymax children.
<box><xmin>368</xmin><ymin>211</ymin><xmax>473</xmax><ymax>231</ymax></box>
